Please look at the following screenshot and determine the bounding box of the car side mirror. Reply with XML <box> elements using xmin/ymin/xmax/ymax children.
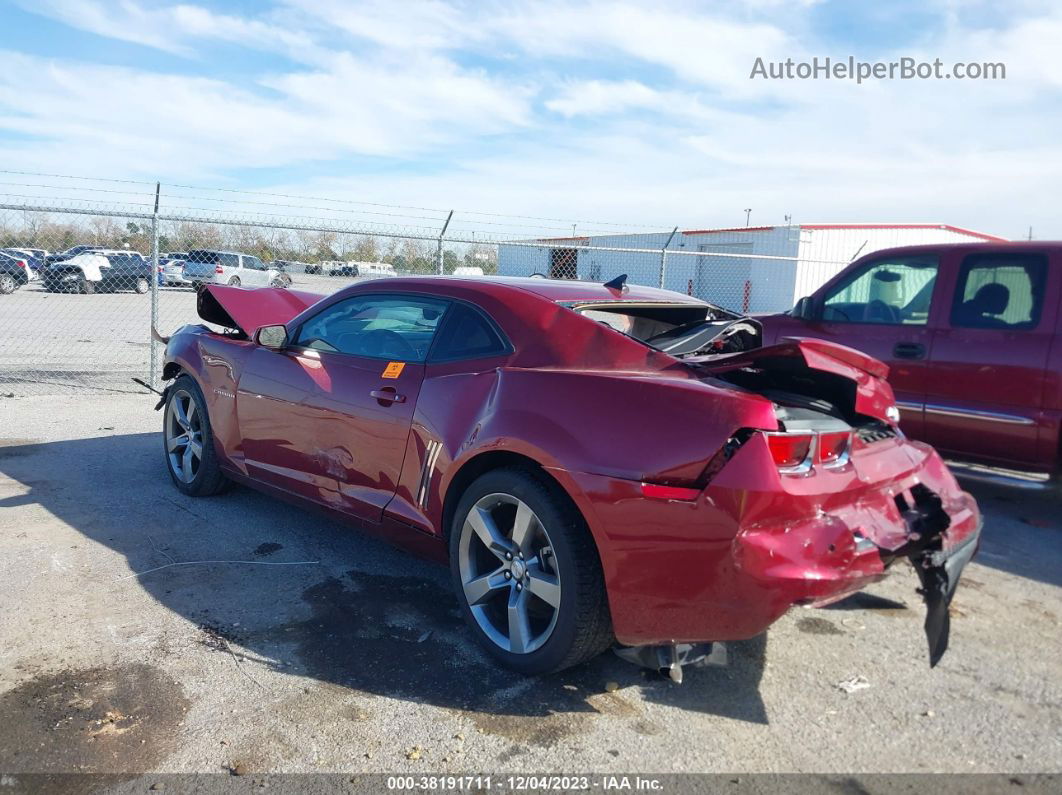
<box><xmin>255</xmin><ymin>324</ymin><xmax>288</xmax><ymax>349</ymax></box>
<box><xmin>791</xmin><ymin>296</ymin><xmax>817</xmax><ymax>321</ymax></box>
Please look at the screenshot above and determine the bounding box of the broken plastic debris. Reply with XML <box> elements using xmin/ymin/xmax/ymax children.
<box><xmin>836</xmin><ymin>675</ymin><xmax>871</xmax><ymax>694</ymax></box>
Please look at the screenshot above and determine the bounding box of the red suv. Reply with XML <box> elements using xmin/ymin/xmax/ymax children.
<box><xmin>759</xmin><ymin>242</ymin><xmax>1060</xmax><ymax>484</ymax></box>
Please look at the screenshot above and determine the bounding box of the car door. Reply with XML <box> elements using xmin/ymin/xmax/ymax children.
<box><xmin>920</xmin><ymin>250</ymin><xmax>1055</xmax><ymax>469</ymax></box>
<box><xmin>784</xmin><ymin>253</ymin><xmax>942</xmax><ymax>437</ymax></box>
<box><xmin>235</xmin><ymin>293</ymin><xmax>450</xmax><ymax>522</ymax></box>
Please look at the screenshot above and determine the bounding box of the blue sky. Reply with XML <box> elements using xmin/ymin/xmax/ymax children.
<box><xmin>1</xmin><ymin>0</ymin><xmax>1060</xmax><ymax>238</ymax></box>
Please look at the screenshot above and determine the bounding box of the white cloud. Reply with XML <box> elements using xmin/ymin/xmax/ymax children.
<box><xmin>3</xmin><ymin>0</ymin><xmax>1062</xmax><ymax>239</ymax></box>
<box><xmin>22</xmin><ymin>0</ymin><xmax>316</xmax><ymax>60</ymax></box>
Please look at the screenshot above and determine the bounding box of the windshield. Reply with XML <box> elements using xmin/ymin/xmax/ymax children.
<box><xmin>568</xmin><ymin>301</ymin><xmax>761</xmax><ymax>358</ymax></box>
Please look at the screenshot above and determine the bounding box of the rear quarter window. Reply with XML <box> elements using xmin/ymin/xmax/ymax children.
<box><xmin>430</xmin><ymin>303</ymin><xmax>510</xmax><ymax>361</ymax></box>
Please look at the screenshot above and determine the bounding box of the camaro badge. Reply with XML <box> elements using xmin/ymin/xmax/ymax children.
<box><xmin>382</xmin><ymin>361</ymin><xmax>405</xmax><ymax>379</ymax></box>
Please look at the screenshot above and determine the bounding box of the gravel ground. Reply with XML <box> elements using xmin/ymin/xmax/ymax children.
<box><xmin>0</xmin><ymin>394</ymin><xmax>1059</xmax><ymax>780</ymax></box>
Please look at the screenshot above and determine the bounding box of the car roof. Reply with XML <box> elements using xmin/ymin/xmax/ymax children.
<box><xmin>374</xmin><ymin>275</ymin><xmax>708</xmax><ymax>305</ymax></box>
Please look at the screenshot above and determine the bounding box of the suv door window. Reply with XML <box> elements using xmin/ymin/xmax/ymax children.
<box><xmin>822</xmin><ymin>256</ymin><xmax>939</xmax><ymax>325</ymax></box>
<box><xmin>218</xmin><ymin>253</ymin><xmax>239</xmax><ymax>269</ymax></box>
<box><xmin>295</xmin><ymin>295</ymin><xmax>449</xmax><ymax>361</ymax></box>
<box><xmin>950</xmin><ymin>253</ymin><xmax>1047</xmax><ymax>330</ymax></box>
<box><xmin>244</xmin><ymin>256</ymin><xmax>267</xmax><ymax>271</ymax></box>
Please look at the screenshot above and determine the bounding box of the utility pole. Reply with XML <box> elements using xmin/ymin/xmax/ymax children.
<box><xmin>149</xmin><ymin>182</ymin><xmax>160</xmax><ymax>389</ymax></box>
<box><xmin>744</xmin><ymin>208</ymin><xmax>752</xmax><ymax>227</ymax></box>
<box><xmin>436</xmin><ymin>210</ymin><xmax>453</xmax><ymax>274</ymax></box>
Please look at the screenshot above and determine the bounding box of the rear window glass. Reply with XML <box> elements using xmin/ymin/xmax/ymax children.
<box><xmin>951</xmin><ymin>253</ymin><xmax>1048</xmax><ymax>330</ymax></box>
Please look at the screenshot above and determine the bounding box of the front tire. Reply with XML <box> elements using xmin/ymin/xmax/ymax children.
<box><xmin>163</xmin><ymin>375</ymin><xmax>231</xmax><ymax>497</ymax></box>
<box><xmin>449</xmin><ymin>467</ymin><xmax>612</xmax><ymax>674</ymax></box>
<box><xmin>134</xmin><ymin>277</ymin><xmax>150</xmax><ymax>294</ymax></box>
<box><xmin>80</xmin><ymin>276</ymin><xmax>95</xmax><ymax>295</ymax></box>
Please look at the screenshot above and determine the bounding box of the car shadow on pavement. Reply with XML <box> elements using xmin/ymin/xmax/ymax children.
<box><xmin>0</xmin><ymin>432</ymin><xmax>770</xmax><ymax>733</ymax></box>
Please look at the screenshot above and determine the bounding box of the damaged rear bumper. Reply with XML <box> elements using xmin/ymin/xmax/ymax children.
<box><xmin>560</xmin><ymin>438</ymin><xmax>982</xmax><ymax>667</ymax></box>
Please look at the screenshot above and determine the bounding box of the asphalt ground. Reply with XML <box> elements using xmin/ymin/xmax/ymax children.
<box><xmin>0</xmin><ymin>394</ymin><xmax>1059</xmax><ymax>781</ymax></box>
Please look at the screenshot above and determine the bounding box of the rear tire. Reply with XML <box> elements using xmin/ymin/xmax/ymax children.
<box><xmin>163</xmin><ymin>375</ymin><xmax>231</xmax><ymax>497</ymax></box>
<box><xmin>0</xmin><ymin>274</ymin><xmax>16</xmax><ymax>294</ymax></box>
<box><xmin>449</xmin><ymin>467</ymin><xmax>613</xmax><ymax>675</ymax></box>
<box><xmin>134</xmin><ymin>277</ymin><xmax>150</xmax><ymax>294</ymax></box>
<box><xmin>80</xmin><ymin>277</ymin><xmax>95</xmax><ymax>295</ymax></box>
<box><xmin>228</xmin><ymin>276</ymin><xmax>241</xmax><ymax>287</ymax></box>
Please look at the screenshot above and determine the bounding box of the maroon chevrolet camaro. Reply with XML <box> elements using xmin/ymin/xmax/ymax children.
<box><xmin>159</xmin><ymin>275</ymin><xmax>982</xmax><ymax>678</ymax></box>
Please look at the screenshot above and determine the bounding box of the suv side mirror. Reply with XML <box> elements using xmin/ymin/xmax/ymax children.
<box><xmin>255</xmin><ymin>324</ymin><xmax>288</xmax><ymax>349</ymax></box>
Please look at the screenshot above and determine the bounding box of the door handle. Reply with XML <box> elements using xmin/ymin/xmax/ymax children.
<box><xmin>893</xmin><ymin>342</ymin><xmax>926</xmax><ymax>360</ymax></box>
<box><xmin>370</xmin><ymin>389</ymin><xmax>406</xmax><ymax>404</ymax></box>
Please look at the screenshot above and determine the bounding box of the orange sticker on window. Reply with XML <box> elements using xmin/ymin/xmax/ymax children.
<box><xmin>382</xmin><ymin>361</ymin><xmax>405</xmax><ymax>379</ymax></box>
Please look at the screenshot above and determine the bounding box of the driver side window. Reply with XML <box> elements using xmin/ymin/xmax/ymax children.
<box><xmin>293</xmin><ymin>295</ymin><xmax>449</xmax><ymax>361</ymax></box>
<box><xmin>822</xmin><ymin>256</ymin><xmax>939</xmax><ymax>325</ymax></box>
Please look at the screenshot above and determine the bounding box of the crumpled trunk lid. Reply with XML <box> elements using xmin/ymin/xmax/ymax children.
<box><xmin>198</xmin><ymin>284</ymin><xmax>323</xmax><ymax>335</ymax></box>
<box><xmin>680</xmin><ymin>337</ymin><xmax>897</xmax><ymax>425</ymax></box>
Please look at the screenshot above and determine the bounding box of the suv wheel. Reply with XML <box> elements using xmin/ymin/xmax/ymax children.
<box><xmin>0</xmin><ymin>274</ymin><xmax>16</xmax><ymax>294</ymax></box>
<box><xmin>449</xmin><ymin>467</ymin><xmax>613</xmax><ymax>674</ymax></box>
<box><xmin>228</xmin><ymin>276</ymin><xmax>241</xmax><ymax>287</ymax></box>
<box><xmin>80</xmin><ymin>276</ymin><xmax>95</xmax><ymax>295</ymax></box>
<box><xmin>134</xmin><ymin>277</ymin><xmax>150</xmax><ymax>294</ymax></box>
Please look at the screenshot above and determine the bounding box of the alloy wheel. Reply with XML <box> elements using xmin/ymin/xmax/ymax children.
<box><xmin>165</xmin><ymin>389</ymin><xmax>204</xmax><ymax>483</ymax></box>
<box><xmin>458</xmin><ymin>493</ymin><xmax>562</xmax><ymax>654</ymax></box>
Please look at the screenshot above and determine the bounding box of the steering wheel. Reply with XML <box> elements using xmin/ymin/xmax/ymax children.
<box><xmin>359</xmin><ymin>329</ymin><xmax>417</xmax><ymax>359</ymax></box>
<box><xmin>865</xmin><ymin>300</ymin><xmax>901</xmax><ymax>324</ymax></box>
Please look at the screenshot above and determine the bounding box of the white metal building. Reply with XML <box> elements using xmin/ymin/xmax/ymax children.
<box><xmin>496</xmin><ymin>223</ymin><xmax>1004</xmax><ymax>313</ymax></box>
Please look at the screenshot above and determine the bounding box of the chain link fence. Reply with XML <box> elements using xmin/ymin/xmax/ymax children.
<box><xmin>0</xmin><ymin>174</ymin><xmax>995</xmax><ymax>396</ymax></box>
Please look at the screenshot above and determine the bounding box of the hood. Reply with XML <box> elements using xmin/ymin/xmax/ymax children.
<box><xmin>681</xmin><ymin>337</ymin><xmax>896</xmax><ymax>424</ymax></box>
<box><xmin>197</xmin><ymin>284</ymin><xmax>324</xmax><ymax>335</ymax></box>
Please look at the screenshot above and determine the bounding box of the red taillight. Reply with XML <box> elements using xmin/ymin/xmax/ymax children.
<box><xmin>817</xmin><ymin>430</ymin><xmax>852</xmax><ymax>467</ymax></box>
<box><xmin>764</xmin><ymin>432</ymin><xmax>814</xmax><ymax>471</ymax></box>
<box><xmin>640</xmin><ymin>482</ymin><xmax>701</xmax><ymax>501</ymax></box>
<box><xmin>215</xmin><ymin>265</ymin><xmax>224</xmax><ymax>274</ymax></box>
<box><xmin>157</xmin><ymin>265</ymin><xmax>164</xmax><ymax>272</ymax></box>
<box><xmin>16</xmin><ymin>259</ymin><xmax>27</xmax><ymax>269</ymax></box>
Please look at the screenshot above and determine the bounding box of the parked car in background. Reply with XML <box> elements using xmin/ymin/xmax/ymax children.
<box><xmin>759</xmin><ymin>241</ymin><xmax>1062</xmax><ymax>484</ymax></box>
<box><xmin>44</xmin><ymin>245</ymin><xmax>106</xmax><ymax>268</ymax></box>
<box><xmin>42</xmin><ymin>250</ymin><xmax>153</xmax><ymax>294</ymax></box>
<box><xmin>453</xmin><ymin>266</ymin><xmax>485</xmax><ymax>277</ymax></box>
<box><xmin>0</xmin><ymin>251</ymin><xmax>32</xmax><ymax>294</ymax></box>
<box><xmin>182</xmin><ymin>250</ymin><xmax>288</xmax><ymax>289</ymax></box>
<box><xmin>2</xmin><ymin>248</ymin><xmax>45</xmax><ymax>275</ymax></box>
<box><xmin>328</xmin><ymin>261</ymin><xmax>398</xmax><ymax>277</ymax></box>
<box><xmin>158</xmin><ymin>276</ymin><xmax>981</xmax><ymax>678</ymax></box>
<box><xmin>269</xmin><ymin>261</ymin><xmax>298</xmax><ymax>286</ymax></box>
<box><xmin>303</xmin><ymin>261</ymin><xmax>323</xmax><ymax>275</ymax></box>
<box><xmin>159</xmin><ymin>257</ymin><xmax>191</xmax><ymax>287</ymax></box>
